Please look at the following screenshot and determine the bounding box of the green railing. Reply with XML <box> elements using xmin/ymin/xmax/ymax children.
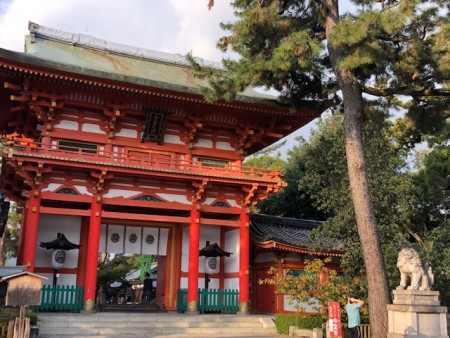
<box><xmin>35</xmin><ymin>285</ymin><xmax>84</xmax><ymax>313</ymax></box>
<box><xmin>177</xmin><ymin>288</ymin><xmax>239</xmax><ymax>314</ymax></box>
<box><xmin>177</xmin><ymin>289</ymin><xmax>188</xmax><ymax>313</ymax></box>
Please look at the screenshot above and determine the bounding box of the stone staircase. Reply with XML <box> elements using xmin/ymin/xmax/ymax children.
<box><xmin>37</xmin><ymin>312</ymin><xmax>279</xmax><ymax>337</ymax></box>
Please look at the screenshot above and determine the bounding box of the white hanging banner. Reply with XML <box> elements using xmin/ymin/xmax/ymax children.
<box><xmin>158</xmin><ymin>228</ymin><xmax>169</xmax><ymax>256</ymax></box>
<box><xmin>124</xmin><ymin>226</ymin><xmax>142</xmax><ymax>254</ymax></box>
<box><xmin>106</xmin><ymin>224</ymin><xmax>125</xmax><ymax>254</ymax></box>
<box><xmin>142</xmin><ymin>228</ymin><xmax>159</xmax><ymax>255</ymax></box>
<box><xmin>99</xmin><ymin>224</ymin><xmax>107</xmax><ymax>253</ymax></box>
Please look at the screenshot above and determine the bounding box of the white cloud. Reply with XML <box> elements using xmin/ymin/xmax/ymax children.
<box><xmin>0</xmin><ymin>0</ymin><xmax>234</xmax><ymax>61</ymax></box>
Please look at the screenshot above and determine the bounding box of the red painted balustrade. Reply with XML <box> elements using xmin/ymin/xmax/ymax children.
<box><xmin>3</xmin><ymin>140</ymin><xmax>283</xmax><ymax>182</ymax></box>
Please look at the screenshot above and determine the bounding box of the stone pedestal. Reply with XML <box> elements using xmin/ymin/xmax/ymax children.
<box><xmin>388</xmin><ymin>290</ymin><xmax>448</xmax><ymax>338</ymax></box>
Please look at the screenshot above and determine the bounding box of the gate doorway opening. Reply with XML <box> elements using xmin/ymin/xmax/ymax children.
<box><xmin>96</xmin><ymin>223</ymin><xmax>171</xmax><ymax>311</ymax></box>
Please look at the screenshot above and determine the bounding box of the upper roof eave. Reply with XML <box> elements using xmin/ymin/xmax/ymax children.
<box><xmin>0</xmin><ymin>46</ymin><xmax>319</xmax><ymax>117</ymax></box>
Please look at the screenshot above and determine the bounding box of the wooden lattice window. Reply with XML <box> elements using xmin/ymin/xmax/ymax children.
<box><xmin>198</xmin><ymin>157</ymin><xmax>229</xmax><ymax>168</ymax></box>
<box><xmin>58</xmin><ymin>140</ymin><xmax>97</xmax><ymax>154</ymax></box>
<box><xmin>141</xmin><ymin>106</ymin><xmax>171</xmax><ymax>145</ymax></box>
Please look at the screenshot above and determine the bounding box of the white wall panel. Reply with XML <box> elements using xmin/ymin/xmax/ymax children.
<box><xmin>103</xmin><ymin>189</ymin><xmax>142</xmax><ymax>198</ymax></box>
<box><xmin>36</xmin><ymin>214</ymin><xmax>81</xmax><ymax>269</ymax></box>
<box><xmin>216</xmin><ymin>141</ymin><xmax>233</xmax><ymax>150</ymax></box>
<box><xmin>73</xmin><ymin>185</ymin><xmax>92</xmax><ymax>196</ymax></box>
<box><xmin>224</xmin><ymin>229</ymin><xmax>239</xmax><ymax>273</ymax></box>
<box><xmin>180</xmin><ymin>277</ymin><xmax>188</xmax><ymax>289</ymax></box>
<box><xmin>164</xmin><ymin>134</ymin><xmax>183</xmax><ymax>144</ymax></box>
<box><xmin>224</xmin><ymin>278</ymin><xmax>239</xmax><ymax>289</ymax></box>
<box><xmin>158</xmin><ymin>228</ymin><xmax>169</xmax><ymax>256</ymax></box>
<box><xmin>81</xmin><ymin>123</ymin><xmax>105</xmax><ymax>134</ymax></box>
<box><xmin>199</xmin><ymin>225</ymin><xmax>220</xmax><ymax>273</ymax></box>
<box><xmin>116</xmin><ymin>129</ymin><xmax>138</xmax><ymax>138</ymax></box>
<box><xmin>181</xmin><ymin>227</ymin><xmax>189</xmax><ymax>273</ymax></box>
<box><xmin>156</xmin><ymin>193</ymin><xmax>189</xmax><ymax>204</ymax></box>
<box><xmin>55</xmin><ymin>120</ymin><xmax>78</xmax><ymax>130</ymax></box>
<box><xmin>42</xmin><ymin>183</ymin><xmax>62</xmax><ymax>192</ymax></box>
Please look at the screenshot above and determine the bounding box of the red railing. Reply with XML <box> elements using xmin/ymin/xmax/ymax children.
<box><xmin>3</xmin><ymin>140</ymin><xmax>283</xmax><ymax>182</ymax></box>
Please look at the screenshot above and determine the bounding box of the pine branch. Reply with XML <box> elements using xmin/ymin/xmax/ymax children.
<box><xmin>363</xmin><ymin>85</ymin><xmax>450</xmax><ymax>98</ymax></box>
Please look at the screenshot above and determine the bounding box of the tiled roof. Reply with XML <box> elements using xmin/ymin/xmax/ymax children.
<box><xmin>250</xmin><ymin>214</ymin><xmax>321</xmax><ymax>248</ymax></box>
<box><xmin>250</xmin><ymin>214</ymin><xmax>342</xmax><ymax>255</ymax></box>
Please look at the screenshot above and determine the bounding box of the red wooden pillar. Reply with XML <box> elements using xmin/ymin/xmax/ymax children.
<box><xmin>187</xmin><ymin>203</ymin><xmax>200</xmax><ymax>313</ymax></box>
<box><xmin>239</xmin><ymin>207</ymin><xmax>250</xmax><ymax>313</ymax></box>
<box><xmin>21</xmin><ymin>190</ymin><xmax>41</xmax><ymax>271</ymax></box>
<box><xmin>83</xmin><ymin>195</ymin><xmax>102</xmax><ymax>311</ymax></box>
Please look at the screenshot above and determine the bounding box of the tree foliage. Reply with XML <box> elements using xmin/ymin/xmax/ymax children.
<box><xmin>195</xmin><ymin>1</ymin><xmax>448</xmax><ymax>335</ymax></box>
<box><xmin>97</xmin><ymin>254</ymin><xmax>142</xmax><ymax>299</ymax></box>
<box><xmin>260</xmin><ymin>258</ymin><xmax>360</xmax><ymax>314</ymax></box>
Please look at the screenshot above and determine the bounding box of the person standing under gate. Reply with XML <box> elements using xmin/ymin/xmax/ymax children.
<box><xmin>142</xmin><ymin>272</ymin><xmax>152</xmax><ymax>304</ymax></box>
<box><xmin>345</xmin><ymin>297</ymin><xmax>364</xmax><ymax>338</ymax></box>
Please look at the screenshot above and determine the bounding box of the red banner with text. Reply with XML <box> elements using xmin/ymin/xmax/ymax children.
<box><xmin>328</xmin><ymin>301</ymin><xmax>342</xmax><ymax>337</ymax></box>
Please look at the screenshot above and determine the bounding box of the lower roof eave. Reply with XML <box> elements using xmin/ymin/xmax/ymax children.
<box><xmin>255</xmin><ymin>240</ymin><xmax>343</xmax><ymax>257</ymax></box>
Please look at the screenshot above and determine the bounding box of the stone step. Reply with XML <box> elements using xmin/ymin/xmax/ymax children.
<box><xmin>37</xmin><ymin>312</ymin><xmax>277</xmax><ymax>337</ymax></box>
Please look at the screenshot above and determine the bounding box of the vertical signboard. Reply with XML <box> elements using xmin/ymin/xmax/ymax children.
<box><xmin>328</xmin><ymin>301</ymin><xmax>342</xmax><ymax>337</ymax></box>
<box><xmin>140</xmin><ymin>255</ymin><xmax>153</xmax><ymax>281</ymax></box>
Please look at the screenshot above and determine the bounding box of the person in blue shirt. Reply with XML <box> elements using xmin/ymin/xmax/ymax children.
<box><xmin>345</xmin><ymin>297</ymin><xmax>364</xmax><ymax>338</ymax></box>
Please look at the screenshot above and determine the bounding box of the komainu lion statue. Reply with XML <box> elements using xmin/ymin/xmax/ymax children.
<box><xmin>396</xmin><ymin>247</ymin><xmax>434</xmax><ymax>291</ymax></box>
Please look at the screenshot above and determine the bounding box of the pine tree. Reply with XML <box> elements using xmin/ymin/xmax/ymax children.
<box><xmin>191</xmin><ymin>1</ymin><xmax>449</xmax><ymax>336</ymax></box>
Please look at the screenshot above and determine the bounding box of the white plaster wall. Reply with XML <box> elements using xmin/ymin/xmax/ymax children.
<box><xmin>35</xmin><ymin>214</ymin><xmax>81</xmax><ymax>269</ymax></box>
<box><xmin>116</xmin><ymin>128</ymin><xmax>138</xmax><ymax>138</ymax></box>
<box><xmin>180</xmin><ymin>277</ymin><xmax>188</xmax><ymax>289</ymax></box>
<box><xmin>195</xmin><ymin>139</ymin><xmax>213</xmax><ymax>148</ymax></box>
<box><xmin>156</xmin><ymin>193</ymin><xmax>189</xmax><ymax>204</ymax></box>
<box><xmin>255</xmin><ymin>252</ymin><xmax>277</xmax><ymax>263</ymax></box>
<box><xmin>164</xmin><ymin>134</ymin><xmax>183</xmax><ymax>144</ymax></box>
<box><xmin>198</xmin><ymin>277</ymin><xmax>220</xmax><ymax>289</ymax></box>
<box><xmin>225</xmin><ymin>199</ymin><xmax>239</xmax><ymax>207</ymax></box>
<box><xmin>224</xmin><ymin>278</ymin><xmax>239</xmax><ymax>290</ymax></box>
<box><xmin>54</xmin><ymin>120</ymin><xmax>78</xmax><ymax>130</ymax></box>
<box><xmin>181</xmin><ymin>225</ymin><xmax>221</xmax><ymax>273</ymax></box>
<box><xmin>198</xmin><ymin>225</ymin><xmax>220</xmax><ymax>273</ymax></box>
<box><xmin>181</xmin><ymin>227</ymin><xmax>189</xmax><ymax>273</ymax></box>
<box><xmin>224</xmin><ymin>229</ymin><xmax>239</xmax><ymax>273</ymax></box>
<box><xmin>216</xmin><ymin>141</ymin><xmax>233</xmax><ymax>150</ymax></box>
<box><xmin>40</xmin><ymin>273</ymin><xmax>77</xmax><ymax>287</ymax></box>
<box><xmin>42</xmin><ymin>183</ymin><xmax>62</xmax><ymax>192</ymax></box>
<box><xmin>103</xmin><ymin>189</ymin><xmax>143</xmax><ymax>198</ymax></box>
<box><xmin>73</xmin><ymin>185</ymin><xmax>92</xmax><ymax>196</ymax></box>
<box><xmin>81</xmin><ymin>123</ymin><xmax>105</xmax><ymax>134</ymax></box>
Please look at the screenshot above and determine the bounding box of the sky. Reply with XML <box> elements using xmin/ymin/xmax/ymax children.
<box><xmin>0</xmin><ymin>0</ymin><xmax>359</xmax><ymax>155</ymax></box>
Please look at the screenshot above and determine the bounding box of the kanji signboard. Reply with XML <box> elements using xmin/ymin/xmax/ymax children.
<box><xmin>328</xmin><ymin>302</ymin><xmax>342</xmax><ymax>337</ymax></box>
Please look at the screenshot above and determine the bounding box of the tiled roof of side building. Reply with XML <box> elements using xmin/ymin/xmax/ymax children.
<box><xmin>250</xmin><ymin>214</ymin><xmax>321</xmax><ymax>248</ymax></box>
<box><xmin>250</xmin><ymin>214</ymin><xmax>343</xmax><ymax>255</ymax></box>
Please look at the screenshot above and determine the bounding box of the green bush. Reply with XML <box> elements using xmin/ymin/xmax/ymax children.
<box><xmin>0</xmin><ymin>309</ymin><xmax>38</xmax><ymax>326</ymax></box>
<box><xmin>275</xmin><ymin>314</ymin><xmax>323</xmax><ymax>334</ymax></box>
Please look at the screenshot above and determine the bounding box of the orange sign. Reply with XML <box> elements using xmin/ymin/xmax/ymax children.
<box><xmin>328</xmin><ymin>302</ymin><xmax>342</xmax><ymax>337</ymax></box>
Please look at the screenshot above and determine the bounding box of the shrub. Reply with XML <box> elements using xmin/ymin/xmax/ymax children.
<box><xmin>275</xmin><ymin>314</ymin><xmax>323</xmax><ymax>334</ymax></box>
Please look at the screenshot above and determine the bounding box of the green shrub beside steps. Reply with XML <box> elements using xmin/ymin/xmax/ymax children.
<box><xmin>275</xmin><ymin>314</ymin><xmax>323</xmax><ymax>334</ymax></box>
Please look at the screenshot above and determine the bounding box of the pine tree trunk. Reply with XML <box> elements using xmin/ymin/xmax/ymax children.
<box><xmin>323</xmin><ymin>1</ymin><xmax>390</xmax><ymax>337</ymax></box>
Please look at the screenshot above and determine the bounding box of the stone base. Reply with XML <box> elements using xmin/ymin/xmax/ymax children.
<box><xmin>388</xmin><ymin>290</ymin><xmax>448</xmax><ymax>338</ymax></box>
<box><xmin>238</xmin><ymin>302</ymin><xmax>249</xmax><ymax>314</ymax></box>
